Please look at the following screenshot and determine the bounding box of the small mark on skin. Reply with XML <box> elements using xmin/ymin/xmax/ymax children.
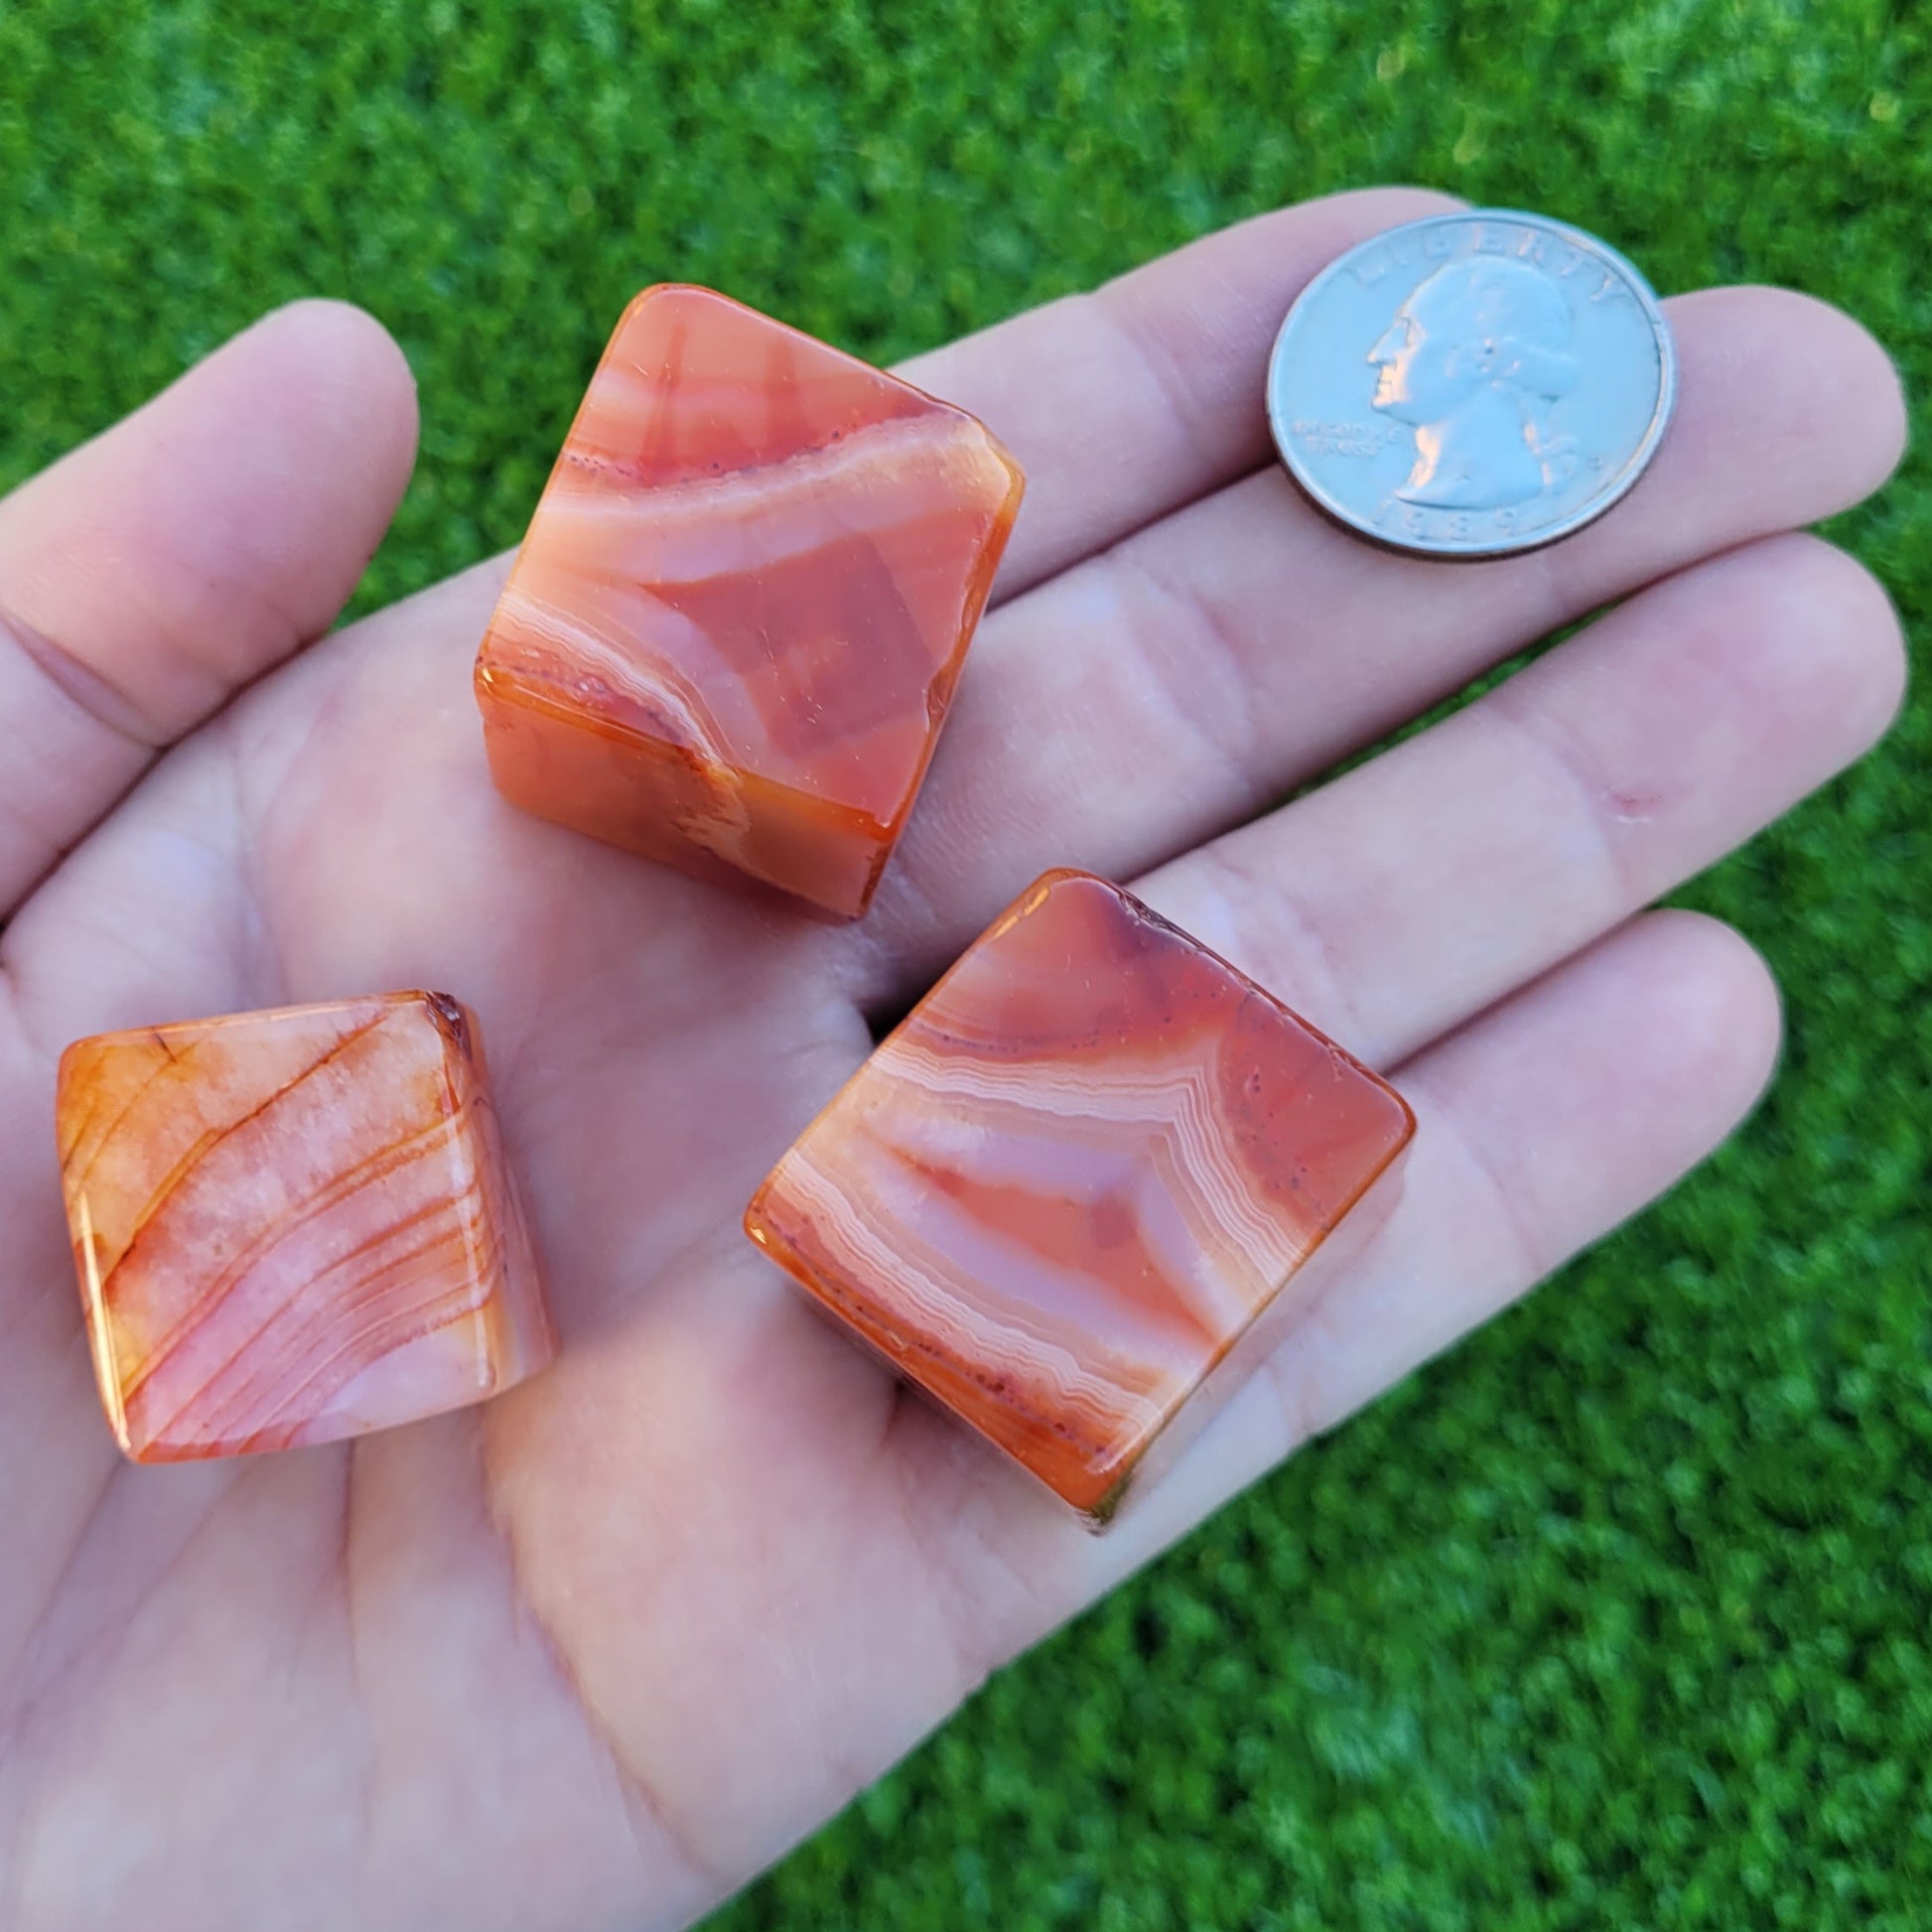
<box><xmin>1606</xmin><ymin>787</ymin><xmax>1664</xmax><ymax>824</ymax></box>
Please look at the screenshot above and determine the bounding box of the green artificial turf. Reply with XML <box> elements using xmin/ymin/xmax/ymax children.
<box><xmin>4</xmin><ymin>3</ymin><xmax>1928</xmax><ymax>1926</ymax></box>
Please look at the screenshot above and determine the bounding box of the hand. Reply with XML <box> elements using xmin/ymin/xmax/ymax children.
<box><xmin>0</xmin><ymin>188</ymin><xmax>1904</xmax><ymax>1931</ymax></box>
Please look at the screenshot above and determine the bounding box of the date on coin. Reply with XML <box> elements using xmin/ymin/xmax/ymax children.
<box><xmin>1266</xmin><ymin>209</ymin><xmax>1676</xmax><ymax>560</ymax></box>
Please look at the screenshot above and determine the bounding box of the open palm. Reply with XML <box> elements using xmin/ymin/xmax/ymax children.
<box><xmin>0</xmin><ymin>189</ymin><xmax>1906</xmax><ymax>1931</ymax></box>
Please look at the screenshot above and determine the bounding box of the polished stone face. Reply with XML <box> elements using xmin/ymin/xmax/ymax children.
<box><xmin>475</xmin><ymin>283</ymin><xmax>1025</xmax><ymax>919</ymax></box>
<box><xmin>56</xmin><ymin>993</ymin><xmax>554</xmax><ymax>1462</ymax></box>
<box><xmin>746</xmin><ymin>871</ymin><xmax>1417</xmax><ymax>1523</ymax></box>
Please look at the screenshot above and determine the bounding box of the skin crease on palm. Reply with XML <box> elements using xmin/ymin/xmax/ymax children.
<box><xmin>0</xmin><ymin>185</ymin><xmax>1907</xmax><ymax>1929</ymax></box>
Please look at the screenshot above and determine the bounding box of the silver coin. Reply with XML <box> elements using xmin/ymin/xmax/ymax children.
<box><xmin>1266</xmin><ymin>209</ymin><xmax>1676</xmax><ymax>559</ymax></box>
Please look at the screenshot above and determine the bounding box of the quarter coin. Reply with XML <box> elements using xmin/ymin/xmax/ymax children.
<box><xmin>1266</xmin><ymin>209</ymin><xmax>1676</xmax><ymax>559</ymax></box>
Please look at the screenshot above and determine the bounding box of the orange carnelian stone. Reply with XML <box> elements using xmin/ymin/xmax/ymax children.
<box><xmin>747</xmin><ymin>871</ymin><xmax>1416</xmax><ymax>1524</ymax></box>
<box><xmin>56</xmin><ymin>993</ymin><xmax>555</xmax><ymax>1463</ymax></box>
<box><xmin>475</xmin><ymin>285</ymin><xmax>1025</xmax><ymax>920</ymax></box>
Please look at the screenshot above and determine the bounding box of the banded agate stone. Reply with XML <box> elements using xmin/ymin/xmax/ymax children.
<box><xmin>56</xmin><ymin>992</ymin><xmax>554</xmax><ymax>1463</ymax></box>
<box><xmin>476</xmin><ymin>284</ymin><xmax>1025</xmax><ymax>919</ymax></box>
<box><xmin>746</xmin><ymin>871</ymin><xmax>1415</xmax><ymax>1524</ymax></box>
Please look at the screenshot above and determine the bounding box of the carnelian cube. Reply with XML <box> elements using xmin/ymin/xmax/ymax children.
<box><xmin>56</xmin><ymin>993</ymin><xmax>554</xmax><ymax>1462</ymax></box>
<box><xmin>476</xmin><ymin>284</ymin><xmax>1025</xmax><ymax>919</ymax></box>
<box><xmin>746</xmin><ymin>872</ymin><xmax>1416</xmax><ymax>1524</ymax></box>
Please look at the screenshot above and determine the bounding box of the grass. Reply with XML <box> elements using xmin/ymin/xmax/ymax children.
<box><xmin>3</xmin><ymin>2</ymin><xmax>1927</xmax><ymax>1926</ymax></box>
